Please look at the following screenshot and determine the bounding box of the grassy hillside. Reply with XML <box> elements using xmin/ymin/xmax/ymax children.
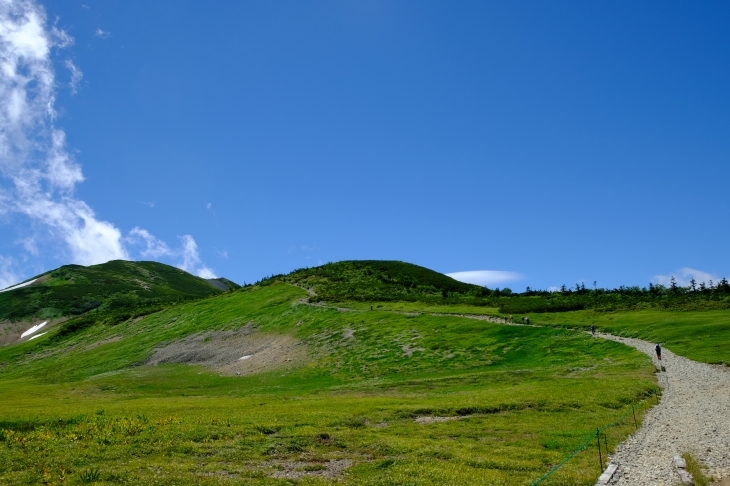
<box><xmin>532</xmin><ymin>309</ymin><xmax>730</xmax><ymax>366</ymax></box>
<box><xmin>0</xmin><ymin>282</ymin><xmax>656</xmax><ymax>485</ymax></box>
<box><xmin>281</xmin><ymin>260</ymin><xmax>488</xmax><ymax>302</ymax></box>
<box><xmin>0</xmin><ymin>260</ymin><xmax>231</xmax><ymax>322</ymax></box>
<box><xmin>275</xmin><ymin>261</ymin><xmax>730</xmax><ymax>366</ymax></box>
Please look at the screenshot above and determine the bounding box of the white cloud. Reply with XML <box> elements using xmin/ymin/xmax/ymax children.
<box><xmin>0</xmin><ymin>0</ymin><xmax>127</xmax><ymax>266</ymax></box>
<box><xmin>178</xmin><ymin>235</ymin><xmax>215</xmax><ymax>278</ymax></box>
<box><xmin>64</xmin><ymin>59</ymin><xmax>82</xmax><ymax>93</ymax></box>
<box><xmin>653</xmin><ymin>267</ymin><xmax>719</xmax><ymax>287</ymax></box>
<box><xmin>126</xmin><ymin>228</ymin><xmax>216</xmax><ymax>278</ymax></box>
<box><xmin>0</xmin><ymin>1</ymin><xmax>214</xmax><ymax>279</ymax></box>
<box><xmin>94</xmin><ymin>28</ymin><xmax>109</xmax><ymax>39</ymax></box>
<box><xmin>126</xmin><ymin>227</ymin><xmax>172</xmax><ymax>259</ymax></box>
<box><xmin>0</xmin><ymin>255</ymin><xmax>20</xmax><ymax>289</ymax></box>
<box><xmin>206</xmin><ymin>202</ymin><xmax>211</xmax><ymax>209</ymax></box>
<box><xmin>446</xmin><ymin>270</ymin><xmax>524</xmax><ymax>287</ymax></box>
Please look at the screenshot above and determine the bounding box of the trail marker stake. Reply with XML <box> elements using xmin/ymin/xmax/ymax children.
<box><xmin>597</xmin><ymin>428</ymin><xmax>603</xmax><ymax>470</ymax></box>
<box><xmin>632</xmin><ymin>406</ymin><xmax>637</xmax><ymax>430</ymax></box>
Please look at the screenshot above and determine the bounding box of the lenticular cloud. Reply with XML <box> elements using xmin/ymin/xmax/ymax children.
<box><xmin>0</xmin><ymin>0</ymin><xmax>214</xmax><ymax>283</ymax></box>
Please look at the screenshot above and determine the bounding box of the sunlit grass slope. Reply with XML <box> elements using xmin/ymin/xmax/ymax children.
<box><xmin>340</xmin><ymin>301</ymin><xmax>730</xmax><ymax>366</ymax></box>
<box><xmin>532</xmin><ymin>309</ymin><xmax>730</xmax><ymax>366</ymax></box>
<box><xmin>0</xmin><ymin>283</ymin><xmax>655</xmax><ymax>485</ymax></box>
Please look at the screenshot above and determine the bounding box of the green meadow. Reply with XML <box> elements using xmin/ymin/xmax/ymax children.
<box><xmin>0</xmin><ymin>283</ymin><xmax>656</xmax><ymax>485</ymax></box>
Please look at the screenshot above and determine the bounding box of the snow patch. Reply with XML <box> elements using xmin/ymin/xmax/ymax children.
<box><xmin>28</xmin><ymin>332</ymin><xmax>47</xmax><ymax>341</ymax></box>
<box><xmin>239</xmin><ymin>355</ymin><xmax>251</xmax><ymax>361</ymax></box>
<box><xmin>21</xmin><ymin>321</ymin><xmax>47</xmax><ymax>338</ymax></box>
<box><xmin>0</xmin><ymin>279</ymin><xmax>37</xmax><ymax>293</ymax></box>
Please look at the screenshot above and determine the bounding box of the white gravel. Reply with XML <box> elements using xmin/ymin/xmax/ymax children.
<box><xmin>596</xmin><ymin>333</ymin><xmax>730</xmax><ymax>485</ymax></box>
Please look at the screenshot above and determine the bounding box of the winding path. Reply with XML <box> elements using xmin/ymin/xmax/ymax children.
<box><xmin>429</xmin><ymin>313</ymin><xmax>730</xmax><ymax>484</ymax></box>
<box><xmin>597</xmin><ymin>333</ymin><xmax>730</xmax><ymax>485</ymax></box>
<box><xmin>304</xmin><ymin>300</ymin><xmax>730</xmax><ymax>484</ymax></box>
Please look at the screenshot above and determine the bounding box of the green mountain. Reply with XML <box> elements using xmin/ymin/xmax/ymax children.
<box><xmin>279</xmin><ymin>260</ymin><xmax>488</xmax><ymax>301</ymax></box>
<box><xmin>0</xmin><ymin>260</ymin><xmax>234</xmax><ymax>322</ymax></box>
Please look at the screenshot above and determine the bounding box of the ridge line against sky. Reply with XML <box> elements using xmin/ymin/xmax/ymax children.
<box><xmin>0</xmin><ymin>0</ymin><xmax>214</xmax><ymax>288</ymax></box>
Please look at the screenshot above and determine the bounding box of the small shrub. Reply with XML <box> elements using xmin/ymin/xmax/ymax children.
<box><xmin>79</xmin><ymin>468</ymin><xmax>101</xmax><ymax>484</ymax></box>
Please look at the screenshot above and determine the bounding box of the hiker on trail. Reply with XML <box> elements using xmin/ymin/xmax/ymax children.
<box><xmin>525</xmin><ymin>317</ymin><xmax>530</xmax><ymax>325</ymax></box>
<box><xmin>509</xmin><ymin>315</ymin><xmax>513</xmax><ymax>323</ymax></box>
<box><xmin>655</xmin><ymin>343</ymin><xmax>662</xmax><ymax>361</ymax></box>
<box><xmin>591</xmin><ymin>324</ymin><xmax>596</xmax><ymax>336</ymax></box>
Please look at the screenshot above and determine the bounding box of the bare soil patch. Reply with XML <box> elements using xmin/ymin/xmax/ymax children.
<box><xmin>263</xmin><ymin>459</ymin><xmax>352</xmax><ymax>479</ymax></box>
<box><xmin>0</xmin><ymin>318</ymin><xmax>65</xmax><ymax>347</ymax></box>
<box><xmin>145</xmin><ymin>324</ymin><xmax>308</xmax><ymax>375</ymax></box>
<box><xmin>414</xmin><ymin>415</ymin><xmax>471</xmax><ymax>424</ymax></box>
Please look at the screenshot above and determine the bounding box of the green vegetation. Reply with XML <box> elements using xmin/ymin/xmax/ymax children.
<box><xmin>0</xmin><ymin>260</ymin><xmax>232</xmax><ymax>321</ymax></box>
<box><xmin>8</xmin><ymin>259</ymin><xmax>726</xmax><ymax>484</ymax></box>
<box><xmin>531</xmin><ymin>309</ymin><xmax>730</xmax><ymax>366</ymax></box>
<box><xmin>280</xmin><ymin>260</ymin><xmax>489</xmax><ymax>302</ymax></box>
<box><xmin>495</xmin><ymin>280</ymin><xmax>730</xmax><ymax>314</ymax></box>
<box><xmin>272</xmin><ymin>260</ymin><xmax>730</xmax><ymax>317</ymax></box>
<box><xmin>682</xmin><ymin>452</ymin><xmax>711</xmax><ymax>486</ymax></box>
<box><xmin>0</xmin><ymin>281</ymin><xmax>656</xmax><ymax>485</ymax></box>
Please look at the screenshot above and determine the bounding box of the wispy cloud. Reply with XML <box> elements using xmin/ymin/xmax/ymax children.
<box><xmin>126</xmin><ymin>228</ymin><xmax>216</xmax><ymax>278</ymax></box>
<box><xmin>64</xmin><ymin>59</ymin><xmax>81</xmax><ymax>93</ymax></box>
<box><xmin>446</xmin><ymin>270</ymin><xmax>524</xmax><ymax>287</ymax></box>
<box><xmin>0</xmin><ymin>0</ymin><xmax>214</xmax><ymax>283</ymax></box>
<box><xmin>94</xmin><ymin>28</ymin><xmax>109</xmax><ymax>39</ymax></box>
<box><xmin>178</xmin><ymin>235</ymin><xmax>215</xmax><ymax>279</ymax></box>
<box><xmin>653</xmin><ymin>267</ymin><xmax>720</xmax><ymax>287</ymax></box>
<box><xmin>0</xmin><ymin>255</ymin><xmax>20</xmax><ymax>289</ymax></box>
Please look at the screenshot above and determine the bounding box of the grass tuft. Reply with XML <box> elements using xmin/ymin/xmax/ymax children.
<box><xmin>682</xmin><ymin>452</ymin><xmax>711</xmax><ymax>486</ymax></box>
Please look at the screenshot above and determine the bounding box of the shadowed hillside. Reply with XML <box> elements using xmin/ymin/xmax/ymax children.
<box><xmin>0</xmin><ymin>260</ymin><xmax>236</xmax><ymax>322</ymax></box>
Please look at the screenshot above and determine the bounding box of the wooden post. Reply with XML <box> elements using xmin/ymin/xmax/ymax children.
<box><xmin>632</xmin><ymin>406</ymin><xmax>637</xmax><ymax>430</ymax></box>
<box><xmin>603</xmin><ymin>432</ymin><xmax>609</xmax><ymax>457</ymax></box>
<box><xmin>597</xmin><ymin>429</ymin><xmax>603</xmax><ymax>470</ymax></box>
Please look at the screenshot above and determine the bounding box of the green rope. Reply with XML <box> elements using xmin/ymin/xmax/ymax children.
<box><xmin>530</xmin><ymin>430</ymin><xmax>598</xmax><ymax>486</ymax></box>
<box><xmin>599</xmin><ymin>406</ymin><xmax>635</xmax><ymax>430</ymax></box>
<box><xmin>530</xmin><ymin>400</ymin><xmax>647</xmax><ymax>485</ymax></box>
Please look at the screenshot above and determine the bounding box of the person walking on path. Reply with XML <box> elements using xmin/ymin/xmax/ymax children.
<box><xmin>591</xmin><ymin>324</ymin><xmax>596</xmax><ymax>336</ymax></box>
<box><xmin>655</xmin><ymin>343</ymin><xmax>662</xmax><ymax>361</ymax></box>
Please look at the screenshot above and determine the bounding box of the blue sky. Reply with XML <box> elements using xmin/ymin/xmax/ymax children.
<box><xmin>0</xmin><ymin>0</ymin><xmax>728</xmax><ymax>291</ymax></box>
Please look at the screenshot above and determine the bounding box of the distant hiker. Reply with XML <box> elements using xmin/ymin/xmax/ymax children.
<box><xmin>525</xmin><ymin>317</ymin><xmax>530</xmax><ymax>325</ymax></box>
<box><xmin>521</xmin><ymin>316</ymin><xmax>525</xmax><ymax>324</ymax></box>
<box><xmin>591</xmin><ymin>325</ymin><xmax>596</xmax><ymax>336</ymax></box>
<box><xmin>655</xmin><ymin>343</ymin><xmax>662</xmax><ymax>361</ymax></box>
<box><xmin>509</xmin><ymin>315</ymin><xmax>513</xmax><ymax>324</ymax></box>
<box><xmin>370</xmin><ymin>305</ymin><xmax>373</xmax><ymax>311</ymax></box>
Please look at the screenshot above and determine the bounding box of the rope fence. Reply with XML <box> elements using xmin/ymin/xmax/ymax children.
<box><xmin>529</xmin><ymin>392</ymin><xmax>658</xmax><ymax>485</ymax></box>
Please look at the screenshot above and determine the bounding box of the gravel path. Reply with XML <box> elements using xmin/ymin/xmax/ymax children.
<box><xmin>596</xmin><ymin>333</ymin><xmax>730</xmax><ymax>485</ymax></box>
